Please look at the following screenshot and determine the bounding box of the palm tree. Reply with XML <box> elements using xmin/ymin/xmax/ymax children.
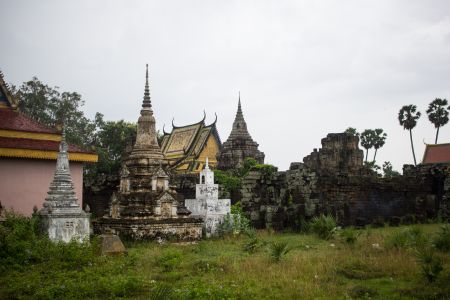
<box><xmin>345</xmin><ymin>127</ymin><xmax>359</xmax><ymax>137</ymax></box>
<box><xmin>398</xmin><ymin>105</ymin><xmax>421</xmax><ymax>166</ymax></box>
<box><xmin>426</xmin><ymin>98</ymin><xmax>449</xmax><ymax>144</ymax></box>
<box><xmin>360</xmin><ymin>129</ymin><xmax>375</xmax><ymax>162</ymax></box>
<box><xmin>372</xmin><ymin>128</ymin><xmax>387</xmax><ymax>162</ymax></box>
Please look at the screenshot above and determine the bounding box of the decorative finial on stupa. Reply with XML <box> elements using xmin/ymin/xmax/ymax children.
<box><xmin>142</xmin><ymin>64</ymin><xmax>152</xmax><ymax>109</ymax></box>
<box><xmin>205</xmin><ymin>157</ymin><xmax>210</xmax><ymax>170</ymax></box>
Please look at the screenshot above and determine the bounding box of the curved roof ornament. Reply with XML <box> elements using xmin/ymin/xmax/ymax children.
<box><xmin>172</xmin><ymin>117</ymin><xmax>177</xmax><ymax>129</ymax></box>
<box><xmin>208</xmin><ymin>112</ymin><xmax>218</xmax><ymax>127</ymax></box>
<box><xmin>163</xmin><ymin>124</ymin><xmax>169</xmax><ymax>135</ymax></box>
<box><xmin>201</xmin><ymin>110</ymin><xmax>206</xmax><ymax>124</ymax></box>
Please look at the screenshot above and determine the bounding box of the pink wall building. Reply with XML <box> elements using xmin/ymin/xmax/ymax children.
<box><xmin>0</xmin><ymin>71</ymin><xmax>97</xmax><ymax>216</ymax></box>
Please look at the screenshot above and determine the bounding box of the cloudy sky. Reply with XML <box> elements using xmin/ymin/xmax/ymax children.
<box><xmin>1</xmin><ymin>1</ymin><xmax>450</xmax><ymax>171</ymax></box>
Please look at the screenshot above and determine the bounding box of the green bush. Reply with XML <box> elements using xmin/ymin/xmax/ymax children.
<box><xmin>157</xmin><ymin>249</ymin><xmax>183</xmax><ymax>272</ymax></box>
<box><xmin>218</xmin><ymin>202</ymin><xmax>253</xmax><ymax>236</ymax></box>
<box><xmin>0</xmin><ymin>212</ymin><xmax>145</xmax><ymax>299</ymax></box>
<box><xmin>433</xmin><ymin>224</ymin><xmax>450</xmax><ymax>251</ymax></box>
<box><xmin>416</xmin><ymin>247</ymin><xmax>444</xmax><ymax>283</ymax></box>
<box><xmin>387</xmin><ymin>226</ymin><xmax>430</xmax><ymax>250</ymax></box>
<box><xmin>268</xmin><ymin>241</ymin><xmax>290</xmax><ymax>262</ymax></box>
<box><xmin>340</xmin><ymin>227</ymin><xmax>360</xmax><ymax>245</ymax></box>
<box><xmin>310</xmin><ymin>214</ymin><xmax>337</xmax><ymax>240</ymax></box>
<box><xmin>336</xmin><ymin>259</ymin><xmax>385</xmax><ymax>280</ymax></box>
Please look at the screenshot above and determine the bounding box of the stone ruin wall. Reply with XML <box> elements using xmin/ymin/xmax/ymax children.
<box><xmin>241</xmin><ymin>133</ymin><xmax>449</xmax><ymax>229</ymax></box>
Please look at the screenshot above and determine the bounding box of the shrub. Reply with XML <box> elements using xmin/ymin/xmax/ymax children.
<box><xmin>387</xmin><ymin>226</ymin><xmax>429</xmax><ymax>250</ymax></box>
<box><xmin>340</xmin><ymin>227</ymin><xmax>360</xmax><ymax>245</ymax></box>
<box><xmin>310</xmin><ymin>214</ymin><xmax>337</xmax><ymax>240</ymax></box>
<box><xmin>218</xmin><ymin>202</ymin><xmax>253</xmax><ymax>236</ymax></box>
<box><xmin>433</xmin><ymin>224</ymin><xmax>450</xmax><ymax>252</ymax></box>
<box><xmin>149</xmin><ymin>283</ymin><xmax>174</xmax><ymax>300</ymax></box>
<box><xmin>157</xmin><ymin>249</ymin><xmax>183</xmax><ymax>272</ymax></box>
<box><xmin>336</xmin><ymin>260</ymin><xmax>385</xmax><ymax>280</ymax></box>
<box><xmin>416</xmin><ymin>247</ymin><xmax>444</xmax><ymax>283</ymax></box>
<box><xmin>268</xmin><ymin>241</ymin><xmax>290</xmax><ymax>262</ymax></box>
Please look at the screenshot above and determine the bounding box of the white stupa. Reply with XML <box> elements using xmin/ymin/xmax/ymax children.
<box><xmin>185</xmin><ymin>158</ymin><xmax>231</xmax><ymax>237</ymax></box>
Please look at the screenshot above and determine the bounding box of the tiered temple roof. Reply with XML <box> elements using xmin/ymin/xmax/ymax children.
<box><xmin>160</xmin><ymin>113</ymin><xmax>222</xmax><ymax>173</ymax></box>
<box><xmin>422</xmin><ymin>143</ymin><xmax>450</xmax><ymax>164</ymax></box>
<box><xmin>217</xmin><ymin>95</ymin><xmax>264</xmax><ymax>170</ymax></box>
<box><xmin>0</xmin><ymin>70</ymin><xmax>97</xmax><ymax>162</ymax></box>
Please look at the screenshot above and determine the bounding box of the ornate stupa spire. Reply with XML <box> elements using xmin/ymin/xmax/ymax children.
<box><xmin>41</xmin><ymin>127</ymin><xmax>80</xmax><ymax>211</ymax></box>
<box><xmin>217</xmin><ymin>93</ymin><xmax>265</xmax><ymax>170</ymax></box>
<box><xmin>39</xmin><ymin>126</ymin><xmax>90</xmax><ymax>243</ymax></box>
<box><xmin>142</xmin><ymin>64</ymin><xmax>152</xmax><ymax>109</ymax></box>
<box><xmin>127</xmin><ymin>64</ymin><xmax>165</xmax><ymax>164</ymax></box>
<box><xmin>229</xmin><ymin>92</ymin><xmax>252</xmax><ymax>140</ymax></box>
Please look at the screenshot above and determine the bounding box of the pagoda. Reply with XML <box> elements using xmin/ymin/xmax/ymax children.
<box><xmin>160</xmin><ymin>113</ymin><xmax>222</xmax><ymax>173</ymax></box>
<box><xmin>217</xmin><ymin>94</ymin><xmax>265</xmax><ymax>170</ymax></box>
<box><xmin>38</xmin><ymin>129</ymin><xmax>90</xmax><ymax>243</ymax></box>
<box><xmin>95</xmin><ymin>65</ymin><xmax>202</xmax><ymax>241</ymax></box>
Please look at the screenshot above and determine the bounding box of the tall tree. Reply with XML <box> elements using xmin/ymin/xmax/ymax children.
<box><xmin>360</xmin><ymin>129</ymin><xmax>375</xmax><ymax>162</ymax></box>
<box><xmin>426</xmin><ymin>98</ymin><xmax>449</xmax><ymax>144</ymax></box>
<box><xmin>345</xmin><ymin>127</ymin><xmax>359</xmax><ymax>137</ymax></box>
<box><xmin>398</xmin><ymin>105</ymin><xmax>421</xmax><ymax>166</ymax></box>
<box><xmin>372</xmin><ymin>128</ymin><xmax>387</xmax><ymax>162</ymax></box>
<box><xmin>13</xmin><ymin>77</ymin><xmax>102</xmax><ymax>148</ymax></box>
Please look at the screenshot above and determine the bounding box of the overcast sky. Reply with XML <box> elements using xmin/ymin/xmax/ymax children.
<box><xmin>1</xmin><ymin>1</ymin><xmax>450</xmax><ymax>171</ymax></box>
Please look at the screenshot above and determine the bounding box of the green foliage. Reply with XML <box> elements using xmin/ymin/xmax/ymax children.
<box><xmin>416</xmin><ymin>247</ymin><xmax>444</xmax><ymax>283</ymax></box>
<box><xmin>387</xmin><ymin>226</ymin><xmax>430</xmax><ymax>250</ymax></box>
<box><xmin>398</xmin><ymin>104</ymin><xmax>421</xmax><ymax>165</ymax></box>
<box><xmin>157</xmin><ymin>249</ymin><xmax>183</xmax><ymax>272</ymax></box>
<box><xmin>13</xmin><ymin>77</ymin><xmax>103</xmax><ymax>148</ymax></box>
<box><xmin>268</xmin><ymin>241</ymin><xmax>291</xmax><ymax>262</ymax></box>
<box><xmin>310</xmin><ymin>214</ymin><xmax>337</xmax><ymax>240</ymax></box>
<box><xmin>372</xmin><ymin>128</ymin><xmax>387</xmax><ymax>162</ymax></box>
<box><xmin>398</xmin><ymin>104</ymin><xmax>422</xmax><ymax>131</ymax></box>
<box><xmin>345</xmin><ymin>127</ymin><xmax>359</xmax><ymax>137</ymax></box>
<box><xmin>87</xmin><ymin>120</ymin><xmax>137</xmax><ymax>176</ymax></box>
<box><xmin>382</xmin><ymin>161</ymin><xmax>401</xmax><ymax>178</ymax></box>
<box><xmin>348</xmin><ymin>285</ymin><xmax>378</xmax><ymax>299</ymax></box>
<box><xmin>433</xmin><ymin>224</ymin><xmax>450</xmax><ymax>251</ymax></box>
<box><xmin>218</xmin><ymin>202</ymin><xmax>252</xmax><ymax>236</ymax></box>
<box><xmin>337</xmin><ymin>259</ymin><xmax>386</xmax><ymax>280</ymax></box>
<box><xmin>0</xmin><ymin>212</ymin><xmax>144</xmax><ymax>299</ymax></box>
<box><xmin>149</xmin><ymin>283</ymin><xmax>174</xmax><ymax>300</ymax></box>
<box><xmin>426</xmin><ymin>98</ymin><xmax>449</xmax><ymax>143</ymax></box>
<box><xmin>340</xmin><ymin>227</ymin><xmax>360</xmax><ymax>245</ymax></box>
<box><xmin>214</xmin><ymin>169</ymin><xmax>241</xmax><ymax>193</ymax></box>
<box><xmin>363</xmin><ymin>161</ymin><xmax>382</xmax><ymax>176</ymax></box>
<box><xmin>360</xmin><ymin>129</ymin><xmax>375</xmax><ymax>162</ymax></box>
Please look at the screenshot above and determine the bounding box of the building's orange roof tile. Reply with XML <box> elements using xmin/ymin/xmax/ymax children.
<box><xmin>0</xmin><ymin>109</ymin><xmax>59</xmax><ymax>134</ymax></box>
<box><xmin>0</xmin><ymin>137</ymin><xmax>95</xmax><ymax>154</ymax></box>
<box><xmin>422</xmin><ymin>143</ymin><xmax>450</xmax><ymax>164</ymax></box>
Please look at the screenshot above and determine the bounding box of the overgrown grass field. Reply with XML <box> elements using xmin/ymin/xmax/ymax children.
<box><xmin>1</xmin><ymin>214</ymin><xmax>449</xmax><ymax>299</ymax></box>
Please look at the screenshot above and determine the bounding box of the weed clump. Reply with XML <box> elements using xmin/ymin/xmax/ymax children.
<box><xmin>268</xmin><ymin>241</ymin><xmax>290</xmax><ymax>262</ymax></box>
<box><xmin>433</xmin><ymin>224</ymin><xmax>450</xmax><ymax>251</ymax></box>
<box><xmin>340</xmin><ymin>227</ymin><xmax>360</xmax><ymax>245</ymax></box>
<box><xmin>157</xmin><ymin>248</ymin><xmax>183</xmax><ymax>272</ymax></box>
<box><xmin>416</xmin><ymin>248</ymin><xmax>444</xmax><ymax>283</ymax></box>
<box><xmin>387</xmin><ymin>226</ymin><xmax>429</xmax><ymax>249</ymax></box>
<box><xmin>310</xmin><ymin>214</ymin><xmax>337</xmax><ymax>240</ymax></box>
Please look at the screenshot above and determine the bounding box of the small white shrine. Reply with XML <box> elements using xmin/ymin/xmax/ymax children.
<box><xmin>185</xmin><ymin>158</ymin><xmax>231</xmax><ymax>237</ymax></box>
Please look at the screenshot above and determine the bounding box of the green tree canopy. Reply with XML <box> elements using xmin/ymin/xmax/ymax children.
<box><xmin>398</xmin><ymin>105</ymin><xmax>421</xmax><ymax>166</ymax></box>
<box><xmin>360</xmin><ymin>129</ymin><xmax>375</xmax><ymax>162</ymax></box>
<box><xmin>345</xmin><ymin>127</ymin><xmax>359</xmax><ymax>137</ymax></box>
<box><xmin>372</xmin><ymin>128</ymin><xmax>387</xmax><ymax>162</ymax></box>
<box><xmin>426</xmin><ymin>98</ymin><xmax>449</xmax><ymax>144</ymax></box>
<box><xmin>13</xmin><ymin>77</ymin><xmax>102</xmax><ymax>147</ymax></box>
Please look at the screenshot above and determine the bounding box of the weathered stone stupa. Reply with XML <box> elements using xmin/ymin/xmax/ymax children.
<box><xmin>185</xmin><ymin>157</ymin><xmax>231</xmax><ymax>237</ymax></box>
<box><xmin>95</xmin><ymin>65</ymin><xmax>202</xmax><ymax>241</ymax></box>
<box><xmin>217</xmin><ymin>95</ymin><xmax>265</xmax><ymax>170</ymax></box>
<box><xmin>38</xmin><ymin>129</ymin><xmax>90</xmax><ymax>243</ymax></box>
